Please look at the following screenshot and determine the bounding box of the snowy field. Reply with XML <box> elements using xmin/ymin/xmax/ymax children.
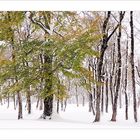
<box><xmin>0</xmin><ymin>102</ymin><xmax>140</xmax><ymax>128</ymax></box>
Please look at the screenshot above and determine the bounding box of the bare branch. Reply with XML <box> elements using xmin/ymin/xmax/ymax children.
<box><xmin>107</xmin><ymin>11</ymin><xmax>125</xmax><ymax>42</ymax></box>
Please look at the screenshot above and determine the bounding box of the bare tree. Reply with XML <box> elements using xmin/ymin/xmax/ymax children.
<box><xmin>124</xmin><ymin>39</ymin><xmax>129</xmax><ymax>120</ymax></box>
<box><xmin>130</xmin><ymin>11</ymin><xmax>137</xmax><ymax>122</ymax></box>
<box><xmin>111</xmin><ymin>11</ymin><xmax>125</xmax><ymax>121</ymax></box>
<box><xmin>94</xmin><ymin>11</ymin><xmax>125</xmax><ymax>122</ymax></box>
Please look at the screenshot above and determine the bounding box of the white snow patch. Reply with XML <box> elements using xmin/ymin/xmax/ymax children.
<box><xmin>0</xmin><ymin>102</ymin><xmax>139</xmax><ymax>128</ymax></box>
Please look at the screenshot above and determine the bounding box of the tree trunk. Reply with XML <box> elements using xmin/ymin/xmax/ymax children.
<box><xmin>7</xmin><ymin>93</ymin><xmax>10</xmax><ymax>108</ymax></box>
<box><xmin>101</xmin><ymin>65</ymin><xmax>105</xmax><ymax>113</ymax></box>
<box><xmin>13</xmin><ymin>95</ymin><xmax>16</xmax><ymax>110</ymax></box>
<box><xmin>110</xmin><ymin>75</ymin><xmax>114</xmax><ymax>108</ymax></box>
<box><xmin>89</xmin><ymin>93</ymin><xmax>93</xmax><ymax>112</ymax></box>
<box><xmin>111</xmin><ymin>12</ymin><xmax>122</xmax><ymax>121</ymax></box>
<box><xmin>101</xmin><ymin>83</ymin><xmax>104</xmax><ymax>113</ymax></box>
<box><xmin>7</xmin><ymin>81</ymin><xmax>10</xmax><ymax>108</ymax></box>
<box><xmin>105</xmin><ymin>77</ymin><xmax>109</xmax><ymax>113</ymax></box>
<box><xmin>124</xmin><ymin>39</ymin><xmax>128</xmax><ymax>120</ymax></box>
<box><xmin>119</xmin><ymin>88</ymin><xmax>122</xmax><ymax>109</ymax></box>
<box><xmin>26</xmin><ymin>90</ymin><xmax>31</xmax><ymax>114</ymax></box>
<box><xmin>30</xmin><ymin>12</ymin><xmax>53</xmax><ymax>119</ymax></box>
<box><xmin>61</xmin><ymin>100</ymin><xmax>64</xmax><ymax>111</ymax></box>
<box><xmin>57</xmin><ymin>98</ymin><xmax>59</xmax><ymax>114</ymax></box>
<box><xmin>130</xmin><ymin>11</ymin><xmax>137</xmax><ymax>122</ymax></box>
<box><xmin>75</xmin><ymin>84</ymin><xmax>79</xmax><ymax>107</ymax></box>
<box><xmin>64</xmin><ymin>99</ymin><xmax>67</xmax><ymax>111</ymax></box>
<box><xmin>110</xmin><ymin>44</ymin><xmax>115</xmax><ymax>109</ymax></box>
<box><xmin>0</xmin><ymin>97</ymin><xmax>2</xmax><ymax>105</ymax></box>
<box><xmin>93</xmin><ymin>59</ymin><xmax>97</xmax><ymax>107</ymax></box>
<box><xmin>43</xmin><ymin>95</ymin><xmax>53</xmax><ymax>118</ymax></box>
<box><xmin>17</xmin><ymin>92</ymin><xmax>22</xmax><ymax>119</ymax></box>
<box><xmin>42</xmin><ymin>54</ymin><xmax>53</xmax><ymax>119</ymax></box>
<box><xmin>89</xmin><ymin>93</ymin><xmax>95</xmax><ymax>115</ymax></box>
<box><xmin>82</xmin><ymin>95</ymin><xmax>85</xmax><ymax>106</ymax></box>
<box><xmin>36</xmin><ymin>96</ymin><xmax>40</xmax><ymax>109</ymax></box>
<box><xmin>94</xmin><ymin>50</ymin><xmax>106</xmax><ymax>122</ymax></box>
<box><xmin>39</xmin><ymin>99</ymin><xmax>43</xmax><ymax>110</ymax></box>
<box><xmin>94</xmin><ymin>11</ymin><xmax>118</xmax><ymax>122</ymax></box>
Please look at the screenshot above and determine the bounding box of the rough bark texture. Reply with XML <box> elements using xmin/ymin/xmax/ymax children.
<box><xmin>130</xmin><ymin>11</ymin><xmax>137</xmax><ymax>122</ymax></box>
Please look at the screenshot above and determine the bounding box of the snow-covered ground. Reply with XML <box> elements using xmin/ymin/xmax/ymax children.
<box><xmin>0</xmin><ymin>102</ymin><xmax>140</xmax><ymax>128</ymax></box>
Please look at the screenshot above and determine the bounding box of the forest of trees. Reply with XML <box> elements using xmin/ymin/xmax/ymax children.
<box><xmin>0</xmin><ymin>11</ymin><xmax>140</xmax><ymax>123</ymax></box>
